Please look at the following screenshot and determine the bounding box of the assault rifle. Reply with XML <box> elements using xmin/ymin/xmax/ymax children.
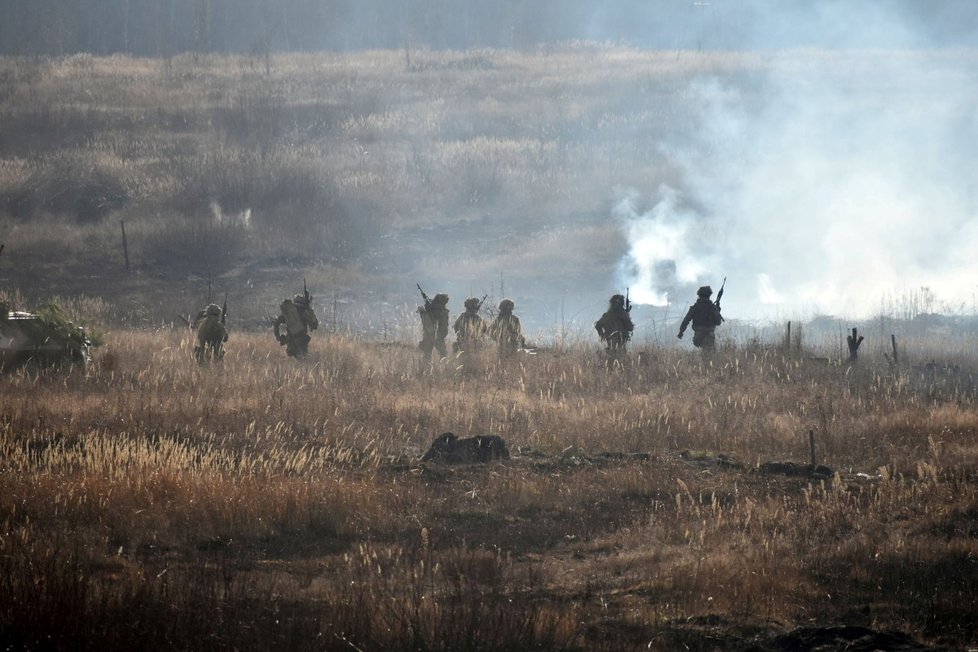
<box><xmin>417</xmin><ymin>283</ymin><xmax>432</xmax><ymax>310</ymax></box>
<box><xmin>715</xmin><ymin>277</ymin><xmax>726</xmax><ymax>310</ymax></box>
<box><xmin>303</xmin><ymin>278</ymin><xmax>311</xmax><ymax>304</ymax></box>
<box><xmin>625</xmin><ymin>287</ymin><xmax>631</xmax><ymax>312</ymax></box>
<box><xmin>221</xmin><ymin>290</ymin><xmax>228</xmax><ymax>325</ymax></box>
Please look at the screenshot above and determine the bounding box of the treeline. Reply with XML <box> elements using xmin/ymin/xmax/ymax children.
<box><xmin>0</xmin><ymin>0</ymin><xmax>684</xmax><ymax>56</ymax></box>
<box><xmin>4</xmin><ymin>0</ymin><xmax>976</xmax><ymax>57</ymax></box>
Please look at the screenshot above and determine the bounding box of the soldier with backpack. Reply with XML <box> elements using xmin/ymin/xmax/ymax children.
<box><xmin>595</xmin><ymin>294</ymin><xmax>634</xmax><ymax>363</ymax></box>
<box><xmin>417</xmin><ymin>290</ymin><xmax>450</xmax><ymax>361</ymax></box>
<box><xmin>453</xmin><ymin>297</ymin><xmax>487</xmax><ymax>354</ymax></box>
<box><xmin>274</xmin><ymin>291</ymin><xmax>318</xmax><ymax>357</ymax></box>
<box><xmin>194</xmin><ymin>303</ymin><xmax>227</xmax><ymax>363</ymax></box>
<box><xmin>488</xmin><ymin>299</ymin><xmax>525</xmax><ymax>358</ymax></box>
<box><xmin>677</xmin><ymin>284</ymin><xmax>723</xmax><ymax>350</ymax></box>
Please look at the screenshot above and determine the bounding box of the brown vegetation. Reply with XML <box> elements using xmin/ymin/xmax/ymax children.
<box><xmin>2</xmin><ymin>326</ymin><xmax>977</xmax><ymax>650</ymax></box>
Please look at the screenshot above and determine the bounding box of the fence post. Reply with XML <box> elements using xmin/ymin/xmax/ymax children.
<box><xmin>120</xmin><ymin>220</ymin><xmax>130</xmax><ymax>272</ymax></box>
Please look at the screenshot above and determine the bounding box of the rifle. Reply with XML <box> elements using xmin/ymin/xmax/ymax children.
<box><xmin>221</xmin><ymin>290</ymin><xmax>228</xmax><ymax>325</ymax></box>
<box><xmin>207</xmin><ymin>275</ymin><xmax>212</xmax><ymax>304</ymax></box>
<box><xmin>625</xmin><ymin>287</ymin><xmax>631</xmax><ymax>312</ymax></box>
<box><xmin>478</xmin><ymin>293</ymin><xmax>488</xmax><ymax>310</ymax></box>
<box><xmin>416</xmin><ymin>283</ymin><xmax>432</xmax><ymax>310</ymax></box>
<box><xmin>715</xmin><ymin>277</ymin><xmax>727</xmax><ymax>310</ymax></box>
<box><xmin>303</xmin><ymin>278</ymin><xmax>311</xmax><ymax>304</ymax></box>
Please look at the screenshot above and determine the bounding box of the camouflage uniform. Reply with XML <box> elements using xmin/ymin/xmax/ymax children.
<box><xmin>418</xmin><ymin>293</ymin><xmax>449</xmax><ymax>360</ymax></box>
<box><xmin>194</xmin><ymin>303</ymin><xmax>227</xmax><ymax>363</ymax></box>
<box><xmin>489</xmin><ymin>299</ymin><xmax>525</xmax><ymax>357</ymax></box>
<box><xmin>595</xmin><ymin>295</ymin><xmax>634</xmax><ymax>359</ymax></box>
<box><xmin>453</xmin><ymin>297</ymin><xmax>486</xmax><ymax>353</ymax></box>
<box><xmin>274</xmin><ymin>294</ymin><xmax>318</xmax><ymax>357</ymax></box>
<box><xmin>678</xmin><ymin>286</ymin><xmax>722</xmax><ymax>350</ymax></box>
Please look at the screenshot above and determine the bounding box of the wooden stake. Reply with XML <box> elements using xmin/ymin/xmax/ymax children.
<box><xmin>809</xmin><ymin>429</ymin><xmax>817</xmax><ymax>467</ymax></box>
<box><xmin>120</xmin><ymin>220</ymin><xmax>130</xmax><ymax>271</ymax></box>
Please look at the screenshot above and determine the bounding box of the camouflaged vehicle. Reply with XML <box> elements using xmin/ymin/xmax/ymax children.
<box><xmin>0</xmin><ymin>303</ymin><xmax>91</xmax><ymax>369</ymax></box>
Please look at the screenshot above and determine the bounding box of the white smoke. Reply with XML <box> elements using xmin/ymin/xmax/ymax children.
<box><xmin>617</xmin><ymin>50</ymin><xmax>978</xmax><ymax>319</ymax></box>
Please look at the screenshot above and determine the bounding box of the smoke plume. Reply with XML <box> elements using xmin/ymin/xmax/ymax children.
<box><xmin>617</xmin><ymin>48</ymin><xmax>978</xmax><ymax>319</ymax></box>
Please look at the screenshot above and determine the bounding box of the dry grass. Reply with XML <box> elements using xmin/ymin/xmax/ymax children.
<box><xmin>2</xmin><ymin>325</ymin><xmax>977</xmax><ymax>650</ymax></box>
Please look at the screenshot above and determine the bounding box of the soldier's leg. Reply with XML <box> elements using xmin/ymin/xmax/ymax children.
<box><xmin>434</xmin><ymin>339</ymin><xmax>448</xmax><ymax>359</ymax></box>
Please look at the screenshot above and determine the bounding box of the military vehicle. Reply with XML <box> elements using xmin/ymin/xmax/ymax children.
<box><xmin>0</xmin><ymin>302</ymin><xmax>91</xmax><ymax>369</ymax></box>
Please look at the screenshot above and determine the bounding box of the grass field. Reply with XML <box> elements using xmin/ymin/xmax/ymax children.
<box><xmin>2</xmin><ymin>47</ymin><xmax>978</xmax><ymax>649</ymax></box>
<box><xmin>1</xmin><ymin>325</ymin><xmax>977</xmax><ymax>650</ymax></box>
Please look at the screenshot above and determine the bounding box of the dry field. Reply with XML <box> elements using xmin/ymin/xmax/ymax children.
<box><xmin>2</xmin><ymin>46</ymin><xmax>978</xmax><ymax>650</ymax></box>
<box><xmin>2</xmin><ymin>326</ymin><xmax>977</xmax><ymax>650</ymax></box>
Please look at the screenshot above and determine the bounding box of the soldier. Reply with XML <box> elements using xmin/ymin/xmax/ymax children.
<box><xmin>194</xmin><ymin>303</ymin><xmax>227</xmax><ymax>363</ymax></box>
<box><xmin>418</xmin><ymin>293</ymin><xmax>450</xmax><ymax>360</ymax></box>
<box><xmin>453</xmin><ymin>297</ymin><xmax>486</xmax><ymax>354</ymax></box>
<box><xmin>274</xmin><ymin>293</ymin><xmax>319</xmax><ymax>357</ymax></box>
<box><xmin>677</xmin><ymin>285</ymin><xmax>723</xmax><ymax>350</ymax></box>
<box><xmin>488</xmin><ymin>299</ymin><xmax>525</xmax><ymax>357</ymax></box>
<box><xmin>595</xmin><ymin>294</ymin><xmax>634</xmax><ymax>361</ymax></box>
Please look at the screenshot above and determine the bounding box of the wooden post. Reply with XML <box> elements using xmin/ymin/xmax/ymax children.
<box><xmin>890</xmin><ymin>334</ymin><xmax>899</xmax><ymax>365</ymax></box>
<box><xmin>0</xmin><ymin>243</ymin><xmax>5</xmax><ymax>259</ymax></box>
<box><xmin>809</xmin><ymin>429</ymin><xmax>817</xmax><ymax>467</ymax></box>
<box><xmin>120</xmin><ymin>220</ymin><xmax>130</xmax><ymax>272</ymax></box>
<box><xmin>847</xmin><ymin>327</ymin><xmax>864</xmax><ymax>361</ymax></box>
<box><xmin>785</xmin><ymin>321</ymin><xmax>791</xmax><ymax>351</ymax></box>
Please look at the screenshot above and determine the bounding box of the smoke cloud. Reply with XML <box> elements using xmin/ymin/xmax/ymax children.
<box><xmin>617</xmin><ymin>48</ymin><xmax>978</xmax><ymax>319</ymax></box>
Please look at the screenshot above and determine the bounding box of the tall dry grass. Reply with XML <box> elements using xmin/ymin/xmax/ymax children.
<box><xmin>2</xmin><ymin>325</ymin><xmax>977</xmax><ymax>649</ymax></box>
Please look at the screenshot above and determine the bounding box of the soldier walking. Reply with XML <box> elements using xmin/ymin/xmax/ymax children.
<box><xmin>595</xmin><ymin>294</ymin><xmax>634</xmax><ymax>363</ymax></box>
<box><xmin>453</xmin><ymin>297</ymin><xmax>486</xmax><ymax>354</ymax></box>
<box><xmin>194</xmin><ymin>303</ymin><xmax>227</xmax><ymax>363</ymax></box>
<box><xmin>418</xmin><ymin>293</ymin><xmax>450</xmax><ymax>361</ymax></box>
<box><xmin>677</xmin><ymin>285</ymin><xmax>723</xmax><ymax>350</ymax></box>
<box><xmin>274</xmin><ymin>292</ymin><xmax>319</xmax><ymax>357</ymax></box>
<box><xmin>488</xmin><ymin>299</ymin><xmax>525</xmax><ymax>357</ymax></box>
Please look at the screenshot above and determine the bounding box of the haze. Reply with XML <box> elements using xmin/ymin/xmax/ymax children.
<box><xmin>2</xmin><ymin>1</ymin><xmax>977</xmax><ymax>337</ymax></box>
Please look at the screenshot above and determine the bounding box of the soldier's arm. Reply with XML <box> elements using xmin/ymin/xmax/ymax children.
<box><xmin>678</xmin><ymin>307</ymin><xmax>694</xmax><ymax>337</ymax></box>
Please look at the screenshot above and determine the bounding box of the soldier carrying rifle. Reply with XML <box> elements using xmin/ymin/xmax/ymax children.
<box><xmin>453</xmin><ymin>296</ymin><xmax>487</xmax><ymax>354</ymax></box>
<box><xmin>194</xmin><ymin>284</ymin><xmax>228</xmax><ymax>364</ymax></box>
<box><xmin>678</xmin><ymin>279</ymin><xmax>725</xmax><ymax>351</ymax></box>
<box><xmin>274</xmin><ymin>280</ymin><xmax>318</xmax><ymax>357</ymax></box>
<box><xmin>417</xmin><ymin>284</ymin><xmax>449</xmax><ymax>361</ymax></box>
<box><xmin>596</xmin><ymin>292</ymin><xmax>634</xmax><ymax>364</ymax></box>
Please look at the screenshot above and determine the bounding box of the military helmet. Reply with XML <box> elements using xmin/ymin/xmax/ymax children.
<box><xmin>432</xmin><ymin>293</ymin><xmax>449</xmax><ymax>306</ymax></box>
<box><xmin>697</xmin><ymin>286</ymin><xmax>713</xmax><ymax>298</ymax></box>
<box><xmin>498</xmin><ymin>299</ymin><xmax>515</xmax><ymax>312</ymax></box>
<box><xmin>610</xmin><ymin>294</ymin><xmax>625</xmax><ymax>306</ymax></box>
<box><xmin>205</xmin><ymin>303</ymin><xmax>221</xmax><ymax>317</ymax></box>
<box><xmin>464</xmin><ymin>297</ymin><xmax>481</xmax><ymax>310</ymax></box>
